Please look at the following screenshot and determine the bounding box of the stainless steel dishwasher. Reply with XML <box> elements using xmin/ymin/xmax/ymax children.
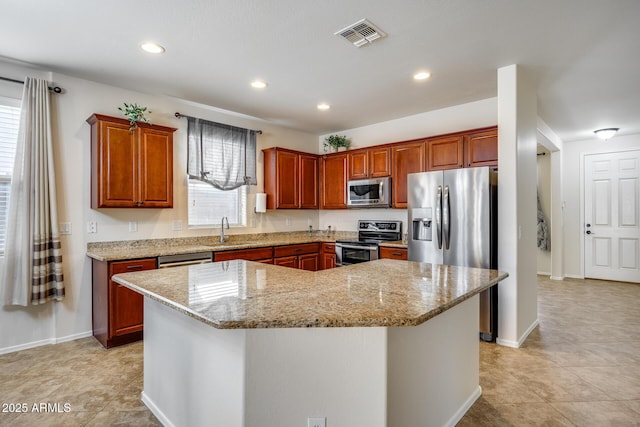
<box><xmin>157</xmin><ymin>251</ymin><xmax>213</xmax><ymax>268</ymax></box>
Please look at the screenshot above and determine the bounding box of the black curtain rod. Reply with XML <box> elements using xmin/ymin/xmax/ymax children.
<box><xmin>0</xmin><ymin>76</ymin><xmax>63</xmax><ymax>93</ymax></box>
<box><xmin>175</xmin><ymin>112</ymin><xmax>262</xmax><ymax>134</ymax></box>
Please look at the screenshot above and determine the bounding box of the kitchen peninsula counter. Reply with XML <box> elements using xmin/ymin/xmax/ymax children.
<box><xmin>113</xmin><ymin>259</ymin><xmax>506</xmax><ymax>329</ymax></box>
<box><xmin>114</xmin><ymin>259</ymin><xmax>507</xmax><ymax>427</ymax></box>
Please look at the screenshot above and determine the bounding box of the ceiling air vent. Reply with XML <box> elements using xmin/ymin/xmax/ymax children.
<box><xmin>335</xmin><ymin>19</ymin><xmax>386</xmax><ymax>47</ymax></box>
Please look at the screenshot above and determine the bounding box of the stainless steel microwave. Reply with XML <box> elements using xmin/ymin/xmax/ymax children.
<box><xmin>347</xmin><ymin>177</ymin><xmax>391</xmax><ymax>208</ymax></box>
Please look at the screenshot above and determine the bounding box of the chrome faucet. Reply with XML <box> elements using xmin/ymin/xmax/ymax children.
<box><xmin>220</xmin><ymin>216</ymin><xmax>229</xmax><ymax>243</ymax></box>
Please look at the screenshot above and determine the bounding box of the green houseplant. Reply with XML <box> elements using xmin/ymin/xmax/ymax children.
<box><xmin>118</xmin><ymin>102</ymin><xmax>151</xmax><ymax>129</ymax></box>
<box><xmin>323</xmin><ymin>134</ymin><xmax>350</xmax><ymax>152</ymax></box>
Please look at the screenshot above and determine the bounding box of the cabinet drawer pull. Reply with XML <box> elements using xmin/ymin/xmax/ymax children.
<box><xmin>126</xmin><ymin>265</ymin><xmax>143</xmax><ymax>270</ymax></box>
<box><xmin>295</xmin><ymin>248</ymin><xmax>302</xmax><ymax>252</ymax></box>
<box><xmin>392</xmin><ymin>252</ymin><xmax>402</xmax><ymax>256</ymax></box>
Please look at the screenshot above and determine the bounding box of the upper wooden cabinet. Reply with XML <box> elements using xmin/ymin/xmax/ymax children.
<box><xmin>464</xmin><ymin>127</ymin><xmax>498</xmax><ymax>168</ymax></box>
<box><xmin>321</xmin><ymin>153</ymin><xmax>348</xmax><ymax>209</ymax></box>
<box><xmin>263</xmin><ymin>148</ymin><xmax>319</xmax><ymax>209</ymax></box>
<box><xmin>348</xmin><ymin>147</ymin><xmax>390</xmax><ymax>179</ymax></box>
<box><xmin>427</xmin><ymin>135</ymin><xmax>464</xmax><ymax>171</ymax></box>
<box><xmin>88</xmin><ymin>114</ymin><xmax>175</xmax><ymax>209</ymax></box>
<box><xmin>391</xmin><ymin>141</ymin><xmax>426</xmax><ymax>208</ymax></box>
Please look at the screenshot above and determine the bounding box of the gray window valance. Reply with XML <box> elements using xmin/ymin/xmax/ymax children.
<box><xmin>187</xmin><ymin>116</ymin><xmax>257</xmax><ymax>190</ymax></box>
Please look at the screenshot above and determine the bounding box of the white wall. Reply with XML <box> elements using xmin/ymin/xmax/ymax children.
<box><xmin>0</xmin><ymin>59</ymin><xmax>320</xmax><ymax>352</ymax></box>
<box><xmin>497</xmin><ymin>64</ymin><xmax>538</xmax><ymax>347</ymax></box>
<box><xmin>562</xmin><ymin>133</ymin><xmax>640</xmax><ymax>278</ymax></box>
<box><xmin>317</xmin><ymin>98</ymin><xmax>498</xmax><ymax>233</ymax></box>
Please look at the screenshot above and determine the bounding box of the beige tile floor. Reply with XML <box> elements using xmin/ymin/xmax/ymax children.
<box><xmin>1</xmin><ymin>276</ymin><xmax>639</xmax><ymax>426</ymax></box>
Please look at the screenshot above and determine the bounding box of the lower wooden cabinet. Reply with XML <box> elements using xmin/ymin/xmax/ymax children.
<box><xmin>214</xmin><ymin>247</ymin><xmax>273</xmax><ymax>262</ymax></box>
<box><xmin>379</xmin><ymin>247</ymin><xmax>408</xmax><ymax>260</ymax></box>
<box><xmin>321</xmin><ymin>242</ymin><xmax>336</xmax><ymax>270</ymax></box>
<box><xmin>92</xmin><ymin>257</ymin><xmax>157</xmax><ymax>348</ymax></box>
<box><xmin>274</xmin><ymin>243</ymin><xmax>321</xmax><ymax>271</ymax></box>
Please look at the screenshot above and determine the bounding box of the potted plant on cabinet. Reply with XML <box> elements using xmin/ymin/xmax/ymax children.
<box><xmin>118</xmin><ymin>102</ymin><xmax>151</xmax><ymax>130</ymax></box>
<box><xmin>323</xmin><ymin>134</ymin><xmax>351</xmax><ymax>152</ymax></box>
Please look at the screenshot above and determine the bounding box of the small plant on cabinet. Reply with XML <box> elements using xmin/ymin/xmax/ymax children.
<box><xmin>118</xmin><ymin>102</ymin><xmax>151</xmax><ymax>129</ymax></box>
<box><xmin>323</xmin><ymin>134</ymin><xmax>350</xmax><ymax>152</ymax></box>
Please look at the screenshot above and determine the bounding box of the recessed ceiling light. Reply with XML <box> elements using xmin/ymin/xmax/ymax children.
<box><xmin>140</xmin><ymin>42</ymin><xmax>165</xmax><ymax>54</ymax></box>
<box><xmin>413</xmin><ymin>71</ymin><xmax>431</xmax><ymax>81</ymax></box>
<box><xmin>317</xmin><ymin>103</ymin><xmax>331</xmax><ymax>111</ymax></box>
<box><xmin>250</xmin><ymin>80</ymin><xmax>268</xmax><ymax>89</ymax></box>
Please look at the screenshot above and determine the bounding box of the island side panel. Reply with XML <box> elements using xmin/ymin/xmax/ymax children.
<box><xmin>142</xmin><ymin>298</ymin><xmax>246</xmax><ymax>427</ymax></box>
<box><xmin>387</xmin><ymin>294</ymin><xmax>481</xmax><ymax>427</ymax></box>
<box><xmin>245</xmin><ymin>327</ymin><xmax>387</xmax><ymax>427</ymax></box>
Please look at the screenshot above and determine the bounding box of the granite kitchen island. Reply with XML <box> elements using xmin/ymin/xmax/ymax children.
<box><xmin>113</xmin><ymin>259</ymin><xmax>507</xmax><ymax>427</ymax></box>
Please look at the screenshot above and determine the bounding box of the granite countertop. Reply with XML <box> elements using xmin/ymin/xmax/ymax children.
<box><xmin>113</xmin><ymin>259</ymin><xmax>508</xmax><ymax>329</ymax></box>
<box><xmin>87</xmin><ymin>231</ymin><xmax>356</xmax><ymax>262</ymax></box>
<box><xmin>378</xmin><ymin>240</ymin><xmax>408</xmax><ymax>249</ymax></box>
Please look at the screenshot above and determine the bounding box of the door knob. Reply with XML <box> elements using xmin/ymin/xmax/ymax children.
<box><xmin>586</xmin><ymin>223</ymin><xmax>591</xmax><ymax>227</ymax></box>
<box><xmin>586</xmin><ymin>230</ymin><xmax>592</xmax><ymax>235</ymax></box>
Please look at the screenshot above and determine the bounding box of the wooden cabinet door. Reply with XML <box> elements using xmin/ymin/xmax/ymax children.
<box><xmin>214</xmin><ymin>247</ymin><xmax>273</xmax><ymax>262</ymax></box>
<box><xmin>427</xmin><ymin>135</ymin><xmax>464</xmax><ymax>171</ymax></box>
<box><xmin>298</xmin><ymin>253</ymin><xmax>320</xmax><ymax>271</ymax></box>
<box><xmin>465</xmin><ymin>128</ymin><xmax>498</xmax><ymax>167</ymax></box>
<box><xmin>380</xmin><ymin>247</ymin><xmax>408</xmax><ymax>260</ymax></box>
<box><xmin>321</xmin><ymin>153</ymin><xmax>348</xmax><ymax>209</ymax></box>
<box><xmin>276</xmin><ymin>150</ymin><xmax>299</xmax><ymax>208</ymax></box>
<box><xmin>299</xmin><ymin>154</ymin><xmax>319</xmax><ymax>209</ymax></box>
<box><xmin>369</xmin><ymin>147</ymin><xmax>391</xmax><ymax>177</ymax></box>
<box><xmin>109</xmin><ymin>258</ymin><xmax>156</xmax><ymax>337</ymax></box>
<box><xmin>322</xmin><ymin>252</ymin><xmax>336</xmax><ymax>270</ymax></box>
<box><xmin>348</xmin><ymin>149</ymin><xmax>369</xmax><ymax>180</ymax></box>
<box><xmin>138</xmin><ymin>127</ymin><xmax>173</xmax><ymax>207</ymax></box>
<box><xmin>96</xmin><ymin>120</ymin><xmax>137</xmax><ymax>207</ymax></box>
<box><xmin>274</xmin><ymin>256</ymin><xmax>298</xmax><ymax>269</ymax></box>
<box><xmin>392</xmin><ymin>142</ymin><xmax>425</xmax><ymax>208</ymax></box>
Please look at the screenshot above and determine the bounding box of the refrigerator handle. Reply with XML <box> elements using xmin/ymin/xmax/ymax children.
<box><xmin>435</xmin><ymin>185</ymin><xmax>443</xmax><ymax>249</ymax></box>
<box><xmin>443</xmin><ymin>185</ymin><xmax>451</xmax><ymax>250</ymax></box>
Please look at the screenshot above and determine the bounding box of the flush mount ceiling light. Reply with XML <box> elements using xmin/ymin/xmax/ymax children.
<box><xmin>317</xmin><ymin>103</ymin><xmax>331</xmax><ymax>111</ymax></box>
<box><xmin>140</xmin><ymin>42</ymin><xmax>165</xmax><ymax>54</ymax></box>
<box><xmin>413</xmin><ymin>71</ymin><xmax>431</xmax><ymax>81</ymax></box>
<box><xmin>594</xmin><ymin>128</ymin><xmax>619</xmax><ymax>140</ymax></box>
<box><xmin>335</xmin><ymin>19</ymin><xmax>386</xmax><ymax>48</ymax></box>
<box><xmin>250</xmin><ymin>80</ymin><xmax>268</xmax><ymax>89</ymax></box>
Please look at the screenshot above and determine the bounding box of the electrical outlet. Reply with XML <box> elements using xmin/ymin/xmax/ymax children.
<box><xmin>172</xmin><ymin>220</ymin><xmax>183</xmax><ymax>231</ymax></box>
<box><xmin>59</xmin><ymin>222</ymin><xmax>72</xmax><ymax>235</ymax></box>
<box><xmin>285</xmin><ymin>217</ymin><xmax>291</xmax><ymax>226</ymax></box>
<box><xmin>87</xmin><ymin>221</ymin><xmax>97</xmax><ymax>234</ymax></box>
<box><xmin>129</xmin><ymin>221</ymin><xmax>138</xmax><ymax>232</ymax></box>
<box><xmin>308</xmin><ymin>417</ymin><xmax>326</xmax><ymax>427</ymax></box>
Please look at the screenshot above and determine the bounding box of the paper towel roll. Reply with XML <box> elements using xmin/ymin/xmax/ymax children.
<box><xmin>255</xmin><ymin>193</ymin><xmax>267</xmax><ymax>213</ymax></box>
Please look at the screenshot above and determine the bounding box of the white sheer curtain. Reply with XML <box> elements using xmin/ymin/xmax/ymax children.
<box><xmin>0</xmin><ymin>77</ymin><xmax>64</xmax><ymax>306</ymax></box>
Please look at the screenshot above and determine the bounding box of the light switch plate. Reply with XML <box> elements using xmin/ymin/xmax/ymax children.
<box><xmin>129</xmin><ymin>221</ymin><xmax>138</xmax><ymax>232</ymax></box>
<box><xmin>308</xmin><ymin>417</ymin><xmax>326</xmax><ymax>427</ymax></box>
<box><xmin>87</xmin><ymin>221</ymin><xmax>97</xmax><ymax>234</ymax></box>
<box><xmin>59</xmin><ymin>222</ymin><xmax>71</xmax><ymax>235</ymax></box>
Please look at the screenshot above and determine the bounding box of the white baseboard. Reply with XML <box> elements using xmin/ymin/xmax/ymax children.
<box><xmin>142</xmin><ymin>391</ymin><xmax>174</xmax><ymax>427</ymax></box>
<box><xmin>497</xmin><ymin>319</ymin><xmax>539</xmax><ymax>348</ymax></box>
<box><xmin>549</xmin><ymin>275</ymin><xmax>564</xmax><ymax>281</ymax></box>
<box><xmin>0</xmin><ymin>330</ymin><xmax>92</xmax><ymax>355</ymax></box>
<box><xmin>445</xmin><ymin>385</ymin><xmax>482</xmax><ymax>427</ymax></box>
<box><xmin>565</xmin><ymin>274</ymin><xmax>584</xmax><ymax>279</ymax></box>
<box><xmin>537</xmin><ymin>271</ymin><xmax>551</xmax><ymax>276</ymax></box>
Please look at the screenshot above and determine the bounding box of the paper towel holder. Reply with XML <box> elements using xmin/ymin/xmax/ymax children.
<box><xmin>255</xmin><ymin>193</ymin><xmax>267</xmax><ymax>213</ymax></box>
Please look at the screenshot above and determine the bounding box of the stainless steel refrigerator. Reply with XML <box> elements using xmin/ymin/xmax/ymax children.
<box><xmin>408</xmin><ymin>167</ymin><xmax>498</xmax><ymax>342</ymax></box>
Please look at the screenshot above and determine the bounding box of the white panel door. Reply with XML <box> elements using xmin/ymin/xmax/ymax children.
<box><xmin>584</xmin><ymin>150</ymin><xmax>640</xmax><ymax>283</ymax></box>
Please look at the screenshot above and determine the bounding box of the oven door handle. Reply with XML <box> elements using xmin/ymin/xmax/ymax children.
<box><xmin>336</xmin><ymin>243</ymin><xmax>378</xmax><ymax>251</ymax></box>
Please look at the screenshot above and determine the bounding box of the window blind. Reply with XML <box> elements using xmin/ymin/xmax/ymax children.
<box><xmin>187</xmin><ymin>116</ymin><xmax>257</xmax><ymax>191</ymax></box>
<box><xmin>0</xmin><ymin>101</ymin><xmax>20</xmax><ymax>254</ymax></box>
<box><xmin>188</xmin><ymin>180</ymin><xmax>247</xmax><ymax>227</ymax></box>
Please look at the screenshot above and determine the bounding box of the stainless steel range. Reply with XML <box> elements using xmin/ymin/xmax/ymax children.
<box><xmin>335</xmin><ymin>220</ymin><xmax>403</xmax><ymax>266</ymax></box>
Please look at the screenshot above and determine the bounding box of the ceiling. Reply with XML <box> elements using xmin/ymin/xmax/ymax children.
<box><xmin>1</xmin><ymin>0</ymin><xmax>639</xmax><ymax>142</ymax></box>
